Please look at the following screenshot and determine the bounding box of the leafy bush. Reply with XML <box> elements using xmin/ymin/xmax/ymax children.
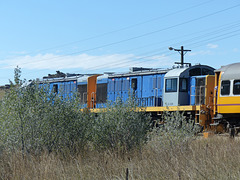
<box><xmin>0</xmin><ymin>80</ymin><xmax>93</xmax><ymax>154</ymax></box>
<box><xmin>0</xmin><ymin>67</ymin><xmax>153</xmax><ymax>155</ymax></box>
<box><xmin>92</xmin><ymin>96</ymin><xmax>152</xmax><ymax>152</ymax></box>
<box><xmin>150</xmin><ymin>111</ymin><xmax>201</xmax><ymax>149</ymax></box>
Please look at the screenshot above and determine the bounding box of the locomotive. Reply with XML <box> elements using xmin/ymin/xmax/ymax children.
<box><xmin>39</xmin><ymin>58</ymin><xmax>240</xmax><ymax>133</ymax></box>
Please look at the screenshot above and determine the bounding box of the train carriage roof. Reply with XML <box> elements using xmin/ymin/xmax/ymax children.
<box><xmin>165</xmin><ymin>65</ymin><xmax>214</xmax><ymax>78</ymax></box>
<box><xmin>215</xmin><ymin>63</ymin><xmax>240</xmax><ymax>80</ymax></box>
<box><xmin>164</xmin><ymin>67</ymin><xmax>188</xmax><ymax>77</ymax></box>
<box><xmin>109</xmin><ymin>69</ymin><xmax>169</xmax><ymax>78</ymax></box>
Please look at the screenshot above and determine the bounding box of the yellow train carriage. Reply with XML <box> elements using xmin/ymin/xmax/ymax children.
<box><xmin>214</xmin><ymin>63</ymin><xmax>240</xmax><ymax>130</ymax></box>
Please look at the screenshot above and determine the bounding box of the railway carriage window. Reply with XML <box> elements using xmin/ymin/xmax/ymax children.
<box><xmin>189</xmin><ymin>68</ymin><xmax>201</xmax><ymax>76</ymax></box>
<box><xmin>78</xmin><ymin>84</ymin><xmax>87</xmax><ymax>103</ymax></box>
<box><xmin>233</xmin><ymin>80</ymin><xmax>240</xmax><ymax>95</ymax></box>
<box><xmin>53</xmin><ymin>84</ymin><xmax>58</xmax><ymax>93</ymax></box>
<box><xmin>180</xmin><ymin>78</ymin><xmax>188</xmax><ymax>92</ymax></box>
<box><xmin>221</xmin><ymin>80</ymin><xmax>230</xmax><ymax>95</ymax></box>
<box><xmin>131</xmin><ymin>78</ymin><xmax>137</xmax><ymax>91</ymax></box>
<box><xmin>97</xmin><ymin>83</ymin><xmax>107</xmax><ymax>103</ymax></box>
<box><xmin>165</xmin><ymin>78</ymin><xmax>177</xmax><ymax>92</ymax></box>
<box><xmin>202</xmin><ymin>68</ymin><xmax>214</xmax><ymax>75</ymax></box>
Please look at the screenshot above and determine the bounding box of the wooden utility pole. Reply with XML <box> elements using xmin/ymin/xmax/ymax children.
<box><xmin>169</xmin><ymin>46</ymin><xmax>191</xmax><ymax>66</ymax></box>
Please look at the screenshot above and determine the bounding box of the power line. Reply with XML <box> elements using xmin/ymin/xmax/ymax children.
<box><xmin>13</xmin><ymin>0</ymin><xmax>215</xmax><ymax>56</ymax></box>
<box><xmin>14</xmin><ymin>29</ymin><xmax>240</xmax><ymax>81</ymax></box>
<box><xmin>18</xmin><ymin>19</ymin><xmax>240</xmax><ymax>78</ymax></box>
<box><xmin>89</xmin><ymin>27</ymin><xmax>240</xmax><ymax>71</ymax></box>
<box><xmin>68</xmin><ymin>21</ymin><xmax>240</xmax><ymax>72</ymax></box>
<box><xmin>1</xmin><ymin>2</ymin><xmax>239</xmax><ymax>71</ymax></box>
<box><xmin>1</xmin><ymin>4</ymin><xmax>239</xmax><ymax>81</ymax></box>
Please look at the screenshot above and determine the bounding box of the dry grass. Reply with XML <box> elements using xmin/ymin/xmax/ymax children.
<box><xmin>1</xmin><ymin>135</ymin><xmax>240</xmax><ymax>180</ymax></box>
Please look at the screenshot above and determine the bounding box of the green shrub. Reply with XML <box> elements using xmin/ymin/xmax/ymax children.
<box><xmin>150</xmin><ymin>111</ymin><xmax>201</xmax><ymax>149</ymax></box>
<box><xmin>0</xmin><ymin>80</ymin><xmax>93</xmax><ymax>154</ymax></box>
<box><xmin>91</xmin><ymin>96</ymin><xmax>152</xmax><ymax>152</ymax></box>
<box><xmin>0</xmin><ymin>67</ymin><xmax>152</xmax><ymax>155</ymax></box>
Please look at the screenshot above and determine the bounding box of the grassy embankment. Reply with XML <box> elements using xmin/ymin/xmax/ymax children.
<box><xmin>1</xmin><ymin>136</ymin><xmax>240</xmax><ymax>180</ymax></box>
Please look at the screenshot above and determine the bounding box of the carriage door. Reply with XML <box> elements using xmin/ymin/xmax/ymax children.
<box><xmin>195</xmin><ymin>77</ymin><xmax>206</xmax><ymax>105</ymax></box>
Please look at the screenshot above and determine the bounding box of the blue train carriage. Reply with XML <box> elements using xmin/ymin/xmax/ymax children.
<box><xmin>39</xmin><ymin>75</ymin><xmax>79</xmax><ymax>99</ymax></box>
<box><xmin>107</xmin><ymin>67</ymin><xmax>168</xmax><ymax>107</ymax></box>
<box><xmin>160</xmin><ymin>64</ymin><xmax>215</xmax><ymax>128</ymax></box>
<box><xmin>90</xmin><ymin>64</ymin><xmax>216</xmax><ymax>130</ymax></box>
<box><xmin>40</xmin><ymin>73</ymin><xmax>103</xmax><ymax>108</ymax></box>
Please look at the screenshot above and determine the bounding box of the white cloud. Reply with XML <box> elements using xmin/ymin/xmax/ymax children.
<box><xmin>233</xmin><ymin>48</ymin><xmax>239</xmax><ymax>52</ymax></box>
<box><xmin>207</xmin><ymin>43</ymin><xmax>218</xmax><ymax>49</ymax></box>
<box><xmin>0</xmin><ymin>53</ymin><xmax>172</xmax><ymax>72</ymax></box>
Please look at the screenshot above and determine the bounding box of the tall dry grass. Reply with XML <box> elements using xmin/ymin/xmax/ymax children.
<box><xmin>1</xmin><ymin>136</ymin><xmax>240</xmax><ymax>180</ymax></box>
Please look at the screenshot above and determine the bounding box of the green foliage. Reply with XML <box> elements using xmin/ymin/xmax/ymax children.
<box><xmin>0</xmin><ymin>68</ymin><xmax>94</xmax><ymax>154</ymax></box>
<box><xmin>0</xmin><ymin>67</ymin><xmax>152</xmax><ymax>155</ymax></box>
<box><xmin>151</xmin><ymin>111</ymin><xmax>201</xmax><ymax>148</ymax></box>
<box><xmin>0</xmin><ymin>82</ymin><xmax>94</xmax><ymax>154</ymax></box>
<box><xmin>9</xmin><ymin>66</ymin><xmax>23</xmax><ymax>86</ymax></box>
<box><xmin>92</xmin><ymin>96</ymin><xmax>152</xmax><ymax>152</ymax></box>
<box><xmin>0</xmin><ymin>86</ymin><xmax>151</xmax><ymax>154</ymax></box>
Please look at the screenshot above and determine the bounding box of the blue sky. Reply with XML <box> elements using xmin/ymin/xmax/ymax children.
<box><xmin>0</xmin><ymin>0</ymin><xmax>240</xmax><ymax>85</ymax></box>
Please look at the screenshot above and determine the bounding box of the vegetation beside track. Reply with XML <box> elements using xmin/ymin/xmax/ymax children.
<box><xmin>1</xmin><ymin>67</ymin><xmax>238</xmax><ymax>179</ymax></box>
<box><xmin>1</xmin><ymin>134</ymin><xmax>240</xmax><ymax>179</ymax></box>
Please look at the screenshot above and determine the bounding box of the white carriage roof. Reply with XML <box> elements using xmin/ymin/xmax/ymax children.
<box><xmin>77</xmin><ymin>75</ymin><xmax>91</xmax><ymax>83</ymax></box>
<box><xmin>165</xmin><ymin>65</ymin><xmax>215</xmax><ymax>78</ymax></box>
<box><xmin>215</xmin><ymin>63</ymin><xmax>240</xmax><ymax>80</ymax></box>
<box><xmin>97</xmin><ymin>74</ymin><xmax>109</xmax><ymax>80</ymax></box>
<box><xmin>165</xmin><ymin>67</ymin><xmax>188</xmax><ymax>77</ymax></box>
<box><xmin>39</xmin><ymin>76</ymin><xmax>79</xmax><ymax>83</ymax></box>
<box><xmin>109</xmin><ymin>69</ymin><xmax>169</xmax><ymax>78</ymax></box>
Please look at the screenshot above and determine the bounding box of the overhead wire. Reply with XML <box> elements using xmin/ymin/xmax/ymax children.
<box><xmin>135</xmin><ymin>30</ymin><xmax>240</xmax><ymax>67</ymax></box>
<box><xmin>2</xmin><ymin>2</ymin><xmax>239</xmax><ymax>81</ymax></box>
<box><xmin>14</xmin><ymin>0</ymin><xmax>215</xmax><ymax>56</ymax></box>
<box><xmin>2</xmin><ymin>2</ymin><xmax>240</xmax><ymax>71</ymax></box>
<box><xmin>68</xmin><ymin>20</ymin><xmax>240</xmax><ymax>72</ymax></box>
<box><xmin>18</xmin><ymin>19</ymin><xmax>240</xmax><ymax>78</ymax></box>
<box><xmin>90</xmin><ymin>25</ymin><xmax>240</xmax><ymax>71</ymax></box>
